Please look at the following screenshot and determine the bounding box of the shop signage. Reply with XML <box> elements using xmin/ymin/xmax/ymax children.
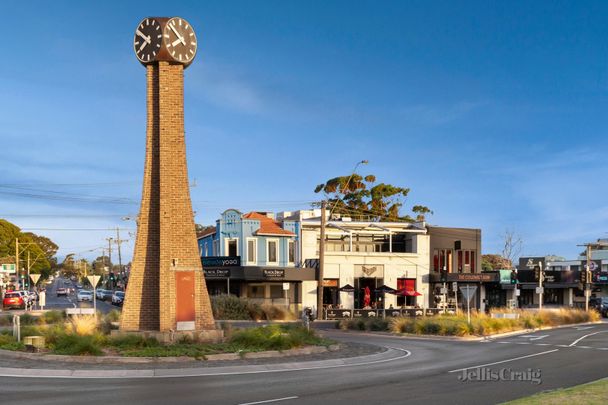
<box><xmin>203</xmin><ymin>268</ymin><xmax>231</xmax><ymax>278</ymax></box>
<box><xmin>1</xmin><ymin>264</ymin><xmax>16</xmax><ymax>274</ymax></box>
<box><xmin>201</xmin><ymin>256</ymin><xmax>240</xmax><ymax>267</ymax></box>
<box><xmin>323</xmin><ymin>279</ymin><xmax>338</xmax><ymax>287</ymax></box>
<box><xmin>499</xmin><ymin>270</ymin><xmax>513</xmax><ymax>284</ymax></box>
<box><xmin>263</xmin><ymin>269</ymin><xmax>285</xmax><ymax>279</ymax></box>
<box><xmin>447</xmin><ymin>273</ymin><xmax>497</xmax><ymax>282</ymax></box>
<box><xmin>361</xmin><ymin>266</ymin><xmax>378</xmax><ymax>276</ymax></box>
<box><xmin>353</xmin><ymin>309</ymin><xmax>380</xmax><ymax>318</ymax></box>
<box><xmin>325</xmin><ymin>308</ymin><xmax>442</xmax><ymax>320</ymax></box>
<box><xmin>326</xmin><ymin>309</ymin><xmax>352</xmax><ymax>319</ymax></box>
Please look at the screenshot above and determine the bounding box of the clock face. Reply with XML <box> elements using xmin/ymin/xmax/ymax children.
<box><xmin>134</xmin><ymin>18</ymin><xmax>163</xmax><ymax>63</ymax></box>
<box><xmin>163</xmin><ymin>17</ymin><xmax>197</xmax><ymax>64</ymax></box>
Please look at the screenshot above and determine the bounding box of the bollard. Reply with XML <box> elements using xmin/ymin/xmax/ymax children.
<box><xmin>13</xmin><ymin>315</ymin><xmax>21</xmax><ymax>342</ymax></box>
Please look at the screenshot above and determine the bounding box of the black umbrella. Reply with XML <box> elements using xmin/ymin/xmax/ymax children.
<box><xmin>374</xmin><ymin>285</ymin><xmax>396</xmax><ymax>294</ymax></box>
<box><xmin>339</xmin><ymin>284</ymin><xmax>355</xmax><ymax>292</ymax></box>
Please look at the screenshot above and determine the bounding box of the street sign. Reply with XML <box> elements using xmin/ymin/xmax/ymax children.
<box><xmin>536</xmin><ymin>287</ymin><xmax>544</xmax><ymax>295</ymax></box>
<box><xmin>459</xmin><ymin>285</ymin><xmax>477</xmax><ymax>302</ymax></box>
<box><xmin>440</xmin><ymin>287</ymin><xmax>448</xmax><ymax>294</ymax></box>
<box><xmin>588</xmin><ymin>261</ymin><xmax>598</xmax><ymax>271</ymax></box>
<box><xmin>282</xmin><ymin>282</ymin><xmax>290</xmax><ymax>290</ymax></box>
<box><xmin>30</xmin><ymin>274</ymin><xmax>41</xmax><ymax>285</ymax></box>
<box><xmin>87</xmin><ymin>275</ymin><xmax>101</xmax><ymax>288</ymax></box>
<box><xmin>515</xmin><ymin>288</ymin><xmax>521</xmax><ymax>296</ymax></box>
<box><xmin>452</xmin><ymin>282</ymin><xmax>458</xmax><ymax>290</ymax></box>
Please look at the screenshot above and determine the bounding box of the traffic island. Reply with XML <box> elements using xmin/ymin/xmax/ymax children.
<box><xmin>0</xmin><ymin>311</ymin><xmax>336</xmax><ymax>360</ymax></box>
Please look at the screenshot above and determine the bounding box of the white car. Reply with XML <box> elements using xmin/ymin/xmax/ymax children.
<box><xmin>77</xmin><ymin>290</ymin><xmax>93</xmax><ymax>302</ymax></box>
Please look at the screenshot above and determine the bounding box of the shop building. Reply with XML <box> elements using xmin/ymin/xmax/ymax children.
<box><xmin>427</xmin><ymin>226</ymin><xmax>486</xmax><ymax>311</ymax></box>
<box><xmin>515</xmin><ymin>256</ymin><xmax>577</xmax><ymax>308</ymax></box>
<box><xmin>198</xmin><ymin>209</ymin><xmax>317</xmax><ymax>312</ymax></box>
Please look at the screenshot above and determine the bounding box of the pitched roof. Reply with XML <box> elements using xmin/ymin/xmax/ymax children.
<box><xmin>197</xmin><ymin>227</ymin><xmax>216</xmax><ymax>239</ymax></box>
<box><xmin>243</xmin><ymin>212</ymin><xmax>295</xmax><ymax>237</ymax></box>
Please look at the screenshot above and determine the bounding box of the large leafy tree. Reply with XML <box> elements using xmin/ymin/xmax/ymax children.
<box><xmin>314</xmin><ymin>174</ymin><xmax>432</xmax><ymax>222</ymax></box>
<box><xmin>0</xmin><ymin>219</ymin><xmax>53</xmax><ymax>279</ymax></box>
<box><xmin>481</xmin><ymin>254</ymin><xmax>512</xmax><ymax>271</ymax></box>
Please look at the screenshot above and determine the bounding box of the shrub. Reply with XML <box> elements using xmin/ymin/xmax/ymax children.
<box><xmin>108</xmin><ymin>334</ymin><xmax>159</xmax><ymax>350</ymax></box>
<box><xmin>229</xmin><ymin>324</ymin><xmax>324</xmax><ymax>351</ymax></box>
<box><xmin>67</xmin><ymin>315</ymin><xmax>98</xmax><ymax>336</ymax></box>
<box><xmin>261</xmin><ymin>305</ymin><xmax>296</xmax><ymax>321</ymax></box>
<box><xmin>41</xmin><ymin>310</ymin><xmax>65</xmax><ymax>325</ymax></box>
<box><xmin>0</xmin><ymin>334</ymin><xmax>24</xmax><ymax>351</ymax></box>
<box><xmin>0</xmin><ymin>316</ymin><xmax>11</xmax><ymax>326</ymax></box>
<box><xmin>19</xmin><ymin>313</ymin><xmax>37</xmax><ymax>325</ymax></box>
<box><xmin>211</xmin><ymin>295</ymin><xmax>252</xmax><ymax>320</ymax></box>
<box><xmin>52</xmin><ymin>333</ymin><xmax>105</xmax><ymax>356</ymax></box>
<box><xmin>368</xmin><ymin>318</ymin><xmax>389</xmax><ymax>331</ymax></box>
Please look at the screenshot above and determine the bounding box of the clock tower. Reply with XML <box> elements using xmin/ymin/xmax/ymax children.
<box><xmin>120</xmin><ymin>17</ymin><xmax>218</xmax><ymax>340</ymax></box>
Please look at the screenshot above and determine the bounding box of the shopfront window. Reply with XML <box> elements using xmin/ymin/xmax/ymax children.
<box><xmin>248</xmin><ymin>285</ymin><xmax>265</xmax><ymax>298</ymax></box>
<box><xmin>397</xmin><ymin>278</ymin><xmax>417</xmax><ymax>307</ymax></box>
<box><xmin>433</xmin><ymin>249</ymin><xmax>453</xmax><ymax>273</ymax></box>
<box><xmin>247</xmin><ymin>238</ymin><xmax>257</xmax><ymax>264</ymax></box>
<box><xmin>456</xmin><ymin>250</ymin><xmax>476</xmax><ymax>273</ymax></box>
<box><xmin>267</xmin><ymin>240</ymin><xmax>278</xmax><ymax>263</ymax></box>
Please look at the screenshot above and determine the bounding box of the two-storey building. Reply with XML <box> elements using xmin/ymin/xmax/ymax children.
<box><xmin>198</xmin><ymin>209</ymin><xmax>317</xmax><ymax>312</ymax></box>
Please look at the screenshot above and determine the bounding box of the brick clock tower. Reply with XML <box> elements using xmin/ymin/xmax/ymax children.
<box><xmin>120</xmin><ymin>17</ymin><xmax>218</xmax><ymax>339</ymax></box>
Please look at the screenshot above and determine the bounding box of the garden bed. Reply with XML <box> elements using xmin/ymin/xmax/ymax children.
<box><xmin>0</xmin><ymin>310</ymin><xmax>333</xmax><ymax>358</ymax></box>
<box><xmin>336</xmin><ymin>308</ymin><xmax>601</xmax><ymax>336</ymax></box>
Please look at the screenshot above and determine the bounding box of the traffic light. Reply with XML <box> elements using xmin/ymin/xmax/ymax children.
<box><xmin>440</xmin><ymin>267</ymin><xmax>448</xmax><ymax>283</ymax></box>
<box><xmin>109</xmin><ymin>272</ymin><xmax>115</xmax><ymax>282</ymax></box>
<box><xmin>510</xmin><ymin>270</ymin><xmax>518</xmax><ymax>284</ymax></box>
<box><xmin>534</xmin><ymin>265</ymin><xmax>540</xmax><ymax>281</ymax></box>
<box><xmin>580</xmin><ymin>268</ymin><xmax>587</xmax><ymax>284</ymax></box>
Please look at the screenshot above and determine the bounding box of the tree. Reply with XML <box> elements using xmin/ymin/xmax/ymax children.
<box><xmin>501</xmin><ymin>229</ymin><xmax>523</xmax><ymax>268</ymax></box>
<box><xmin>0</xmin><ymin>219</ymin><xmax>52</xmax><ymax>279</ymax></box>
<box><xmin>314</xmin><ymin>174</ymin><xmax>432</xmax><ymax>222</ymax></box>
<box><xmin>482</xmin><ymin>254</ymin><xmax>512</xmax><ymax>271</ymax></box>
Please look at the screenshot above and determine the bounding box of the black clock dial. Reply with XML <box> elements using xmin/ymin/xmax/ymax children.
<box><xmin>134</xmin><ymin>17</ymin><xmax>163</xmax><ymax>63</ymax></box>
<box><xmin>163</xmin><ymin>17</ymin><xmax>197</xmax><ymax>64</ymax></box>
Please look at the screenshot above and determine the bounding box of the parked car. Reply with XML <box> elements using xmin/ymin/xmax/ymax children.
<box><xmin>56</xmin><ymin>287</ymin><xmax>68</xmax><ymax>297</ymax></box>
<box><xmin>77</xmin><ymin>290</ymin><xmax>93</xmax><ymax>302</ymax></box>
<box><xmin>2</xmin><ymin>291</ymin><xmax>26</xmax><ymax>310</ymax></box>
<box><xmin>111</xmin><ymin>291</ymin><xmax>125</xmax><ymax>306</ymax></box>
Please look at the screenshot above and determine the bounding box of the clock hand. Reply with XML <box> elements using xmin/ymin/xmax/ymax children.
<box><xmin>136</xmin><ymin>30</ymin><xmax>151</xmax><ymax>43</ymax></box>
<box><xmin>171</xmin><ymin>37</ymin><xmax>182</xmax><ymax>47</ymax></box>
<box><xmin>139</xmin><ymin>40</ymin><xmax>148</xmax><ymax>52</ymax></box>
<box><xmin>169</xmin><ymin>23</ymin><xmax>186</xmax><ymax>46</ymax></box>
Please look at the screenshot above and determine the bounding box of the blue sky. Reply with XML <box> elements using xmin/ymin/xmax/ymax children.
<box><xmin>1</xmin><ymin>1</ymin><xmax>608</xmax><ymax>262</ymax></box>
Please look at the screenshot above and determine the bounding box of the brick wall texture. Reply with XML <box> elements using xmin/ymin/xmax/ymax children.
<box><xmin>120</xmin><ymin>62</ymin><xmax>215</xmax><ymax>331</ymax></box>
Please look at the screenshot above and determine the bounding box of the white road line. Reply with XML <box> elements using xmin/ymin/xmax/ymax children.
<box><xmin>515</xmin><ymin>342</ymin><xmax>531</xmax><ymax>345</ymax></box>
<box><xmin>239</xmin><ymin>396</ymin><xmax>298</xmax><ymax>405</ymax></box>
<box><xmin>569</xmin><ymin>331</ymin><xmax>608</xmax><ymax>347</ymax></box>
<box><xmin>448</xmin><ymin>349</ymin><xmax>559</xmax><ymax>373</ymax></box>
<box><xmin>535</xmin><ymin>343</ymin><xmax>550</xmax><ymax>346</ymax></box>
<box><xmin>497</xmin><ymin>341</ymin><xmax>510</xmax><ymax>344</ymax></box>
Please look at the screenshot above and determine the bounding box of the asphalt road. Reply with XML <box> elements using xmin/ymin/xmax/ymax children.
<box><xmin>0</xmin><ymin>321</ymin><xmax>607</xmax><ymax>404</ymax></box>
<box><xmin>2</xmin><ymin>276</ymin><xmax>120</xmax><ymax>315</ymax></box>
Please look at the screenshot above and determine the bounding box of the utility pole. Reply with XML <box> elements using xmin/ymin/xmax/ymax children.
<box><xmin>106</xmin><ymin>238</ymin><xmax>113</xmax><ymax>270</ymax></box>
<box><xmin>114</xmin><ymin>228</ymin><xmax>128</xmax><ymax>276</ymax></box>
<box><xmin>585</xmin><ymin>244</ymin><xmax>592</xmax><ymax>312</ymax></box>
<box><xmin>27</xmin><ymin>251</ymin><xmax>31</xmax><ymax>291</ymax></box>
<box><xmin>317</xmin><ymin>200</ymin><xmax>327</xmax><ymax>320</ymax></box>
<box><xmin>538</xmin><ymin>261</ymin><xmax>544</xmax><ymax>311</ymax></box>
<box><xmin>15</xmin><ymin>238</ymin><xmax>19</xmax><ymax>288</ymax></box>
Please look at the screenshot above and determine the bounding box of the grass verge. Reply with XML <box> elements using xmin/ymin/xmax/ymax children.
<box><xmin>502</xmin><ymin>378</ymin><xmax>608</xmax><ymax>405</ymax></box>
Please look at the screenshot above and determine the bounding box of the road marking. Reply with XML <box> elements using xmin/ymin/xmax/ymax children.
<box><xmin>497</xmin><ymin>341</ymin><xmax>510</xmax><ymax>344</ymax></box>
<box><xmin>575</xmin><ymin>346</ymin><xmax>593</xmax><ymax>349</ymax></box>
<box><xmin>573</xmin><ymin>326</ymin><xmax>594</xmax><ymax>331</ymax></box>
<box><xmin>519</xmin><ymin>335</ymin><xmax>548</xmax><ymax>341</ymax></box>
<box><xmin>569</xmin><ymin>331</ymin><xmax>608</xmax><ymax>347</ymax></box>
<box><xmin>448</xmin><ymin>349</ymin><xmax>559</xmax><ymax>373</ymax></box>
<box><xmin>515</xmin><ymin>342</ymin><xmax>531</xmax><ymax>345</ymax></box>
<box><xmin>535</xmin><ymin>343</ymin><xmax>550</xmax><ymax>346</ymax></box>
<box><xmin>239</xmin><ymin>397</ymin><xmax>298</xmax><ymax>405</ymax></box>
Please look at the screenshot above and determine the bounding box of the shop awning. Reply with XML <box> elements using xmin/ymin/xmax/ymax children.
<box><xmin>374</xmin><ymin>285</ymin><xmax>396</xmax><ymax>294</ymax></box>
<box><xmin>339</xmin><ymin>284</ymin><xmax>355</xmax><ymax>292</ymax></box>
